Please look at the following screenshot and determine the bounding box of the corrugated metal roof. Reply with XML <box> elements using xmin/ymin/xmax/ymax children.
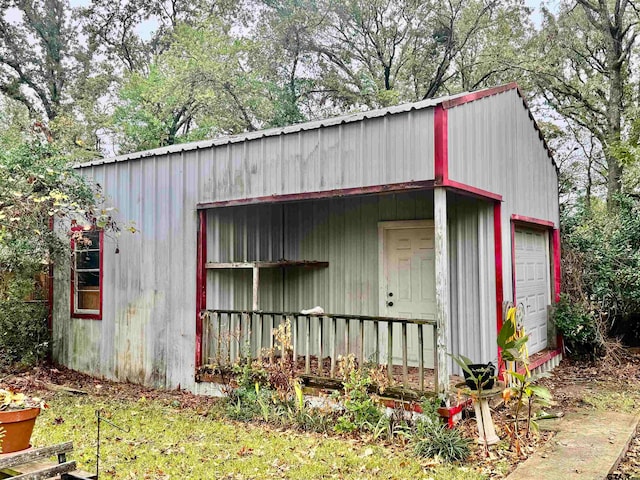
<box><xmin>75</xmin><ymin>90</ymin><xmax>472</xmax><ymax>168</ymax></box>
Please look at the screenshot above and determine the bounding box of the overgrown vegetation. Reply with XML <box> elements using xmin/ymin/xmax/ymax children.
<box><xmin>0</xmin><ymin>138</ymin><xmax>118</xmax><ymax>368</ymax></box>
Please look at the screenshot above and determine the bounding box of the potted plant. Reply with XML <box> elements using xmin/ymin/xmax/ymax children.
<box><xmin>0</xmin><ymin>388</ymin><xmax>47</xmax><ymax>453</ymax></box>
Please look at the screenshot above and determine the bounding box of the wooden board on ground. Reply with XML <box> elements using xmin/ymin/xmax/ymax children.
<box><xmin>0</xmin><ymin>442</ymin><xmax>95</xmax><ymax>480</ymax></box>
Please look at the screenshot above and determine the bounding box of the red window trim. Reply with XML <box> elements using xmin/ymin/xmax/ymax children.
<box><xmin>70</xmin><ymin>226</ymin><xmax>103</xmax><ymax>320</ymax></box>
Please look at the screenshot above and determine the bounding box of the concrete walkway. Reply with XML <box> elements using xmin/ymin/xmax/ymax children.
<box><xmin>507</xmin><ymin>410</ymin><xmax>639</xmax><ymax>480</ymax></box>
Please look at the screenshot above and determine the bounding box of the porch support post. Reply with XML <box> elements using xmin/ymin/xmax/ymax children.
<box><xmin>434</xmin><ymin>187</ymin><xmax>449</xmax><ymax>398</ymax></box>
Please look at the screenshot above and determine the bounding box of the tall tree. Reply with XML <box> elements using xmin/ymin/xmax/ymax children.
<box><xmin>530</xmin><ymin>1</ymin><xmax>639</xmax><ymax>210</ymax></box>
<box><xmin>0</xmin><ymin>0</ymin><xmax>76</xmax><ymax>121</ymax></box>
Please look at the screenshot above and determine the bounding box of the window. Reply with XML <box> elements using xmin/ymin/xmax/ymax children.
<box><xmin>71</xmin><ymin>228</ymin><xmax>103</xmax><ymax>319</ymax></box>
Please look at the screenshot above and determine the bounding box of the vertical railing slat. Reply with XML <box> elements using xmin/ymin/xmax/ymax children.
<box><xmin>330</xmin><ymin>317</ymin><xmax>337</xmax><ymax>377</ymax></box>
<box><xmin>292</xmin><ymin>315</ymin><xmax>298</xmax><ymax>368</ymax></box>
<box><xmin>387</xmin><ymin>321</ymin><xmax>393</xmax><ymax>382</ymax></box>
<box><xmin>226</xmin><ymin>313</ymin><xmax>231</xmax><ymax>365</ymax></box>
<box><xmin>418</xmin><ymin>323</ymin><xmax>424</xmax><ymax>391</ymax></box>
<box><xmin>374</xmin><ymin>321</ymin><xmax>379</xmax><ymax>365</ymax></box>
<box><xmin>269</xmin><ymin>314</ymin><xmax>274</xmax><ymax>364</ymax></box>
<box><xmin>433</xmin><ymin>324</ymin><xmax>439</xmax><ymax>394</ymax></box>
<box><xmin>344</xmin><ymin>318</ymin><xmax>349</xmax><ymax>358</ymax></box>
<box><xmin>318</xmin><ymin>316</ymin><xmax>324</xmax><ymax>375</ymax></box>
<box><xmin>359</xmin><ymin>320</ymin><xmax>364</xmax><ymax>365</ymax></box>
<box><xmin>214</xmin><ymin>311</ymin><xmax>220</xmax><ymax>365</ymax></box>
<box><xmin>305</xmin><ymin>315</ymin><xmax>311</xmax><ymax>374</ymax></box>
<box><xmin>402</xmin><ymin>322</ymin><xmax>408</xmax><ymax>387</ymax></box>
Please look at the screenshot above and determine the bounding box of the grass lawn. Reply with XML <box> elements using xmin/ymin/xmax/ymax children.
<box><xmin>32</xmin><ymin>394</ymin><xmax>485</xmax><ymax>480</ymax></box>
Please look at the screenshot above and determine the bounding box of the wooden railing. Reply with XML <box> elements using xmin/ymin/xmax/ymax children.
<box><xmin>200</xmin><ymin>309</ymin><xmax>438</xmax><ymax>392</ymax></box>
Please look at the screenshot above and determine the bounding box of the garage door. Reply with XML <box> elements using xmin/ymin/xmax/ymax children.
<box><xmin>514</xmin><ymin>228</ymin><xmax>550</xmax><ymax>354</ymax></box>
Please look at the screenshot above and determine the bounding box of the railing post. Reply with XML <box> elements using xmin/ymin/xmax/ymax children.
<box><xmin>255</xmin><ymin>312</ymin><xmax>262</xmax><ymax>360</ymax></box>
<box><xmin>433</xmin><ymin>325</ymin><xmax>439</xmax><ymax>395</ymax></box>
<box><xmin>434</xmin><ymin>187</ymin><xmax>450</xmax><ymax>399</ymax></box>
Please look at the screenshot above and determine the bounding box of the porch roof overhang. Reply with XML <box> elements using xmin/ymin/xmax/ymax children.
<box><xmin>196</xmin><ymin>180</ymin><xmax>502</xmax><ymax>210</ymax></box>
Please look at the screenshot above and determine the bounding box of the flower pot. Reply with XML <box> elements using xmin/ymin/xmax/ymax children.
<box><xmin>0</xmin><ymin>407</ymin><xmax>40</xmax><ymax>453</ymax></box>
<box><xmin>463</xmin><ymin>363</ymin><xmax>495</xmax><ymax>390</ymax></box>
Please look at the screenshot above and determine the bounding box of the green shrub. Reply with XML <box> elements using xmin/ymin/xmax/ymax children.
<box><xmin>0</xmin><ymin>300</ymin><xmax>48</xmax><ymax>368</ymax></box>
<box><xmin>333</xmin><ymin>360</ymin><xmax>382</xmax><ymax>434</ymax></box>
<box><xmin>413</xmin><ymin>420</ymin><xmax>471</xmax><ymax>462</ymax></box>
<box><xmin>552</xmin><ymin>294</ymin><xmax>602</xmax><ymax>356</ymax></box>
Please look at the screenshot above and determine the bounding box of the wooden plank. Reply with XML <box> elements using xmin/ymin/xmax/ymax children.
<box><xmin>205</xmin><ymin>261</ymin><xmax>329</xmax><ymax>269</ymax></box>
<box><xmin>0</xmin><ymin>443</ymin><xmax>73</xmax><ymax>469</ymax></box>
<box><xmin>387</xmin><ymin>322</ymin><xmax>393</xmax><ymax>382</ymax></box>
<box><xmin>402</xmin><ymin>323</ymin><xmax>408</xmax><ymax>387</ymax></box>
<box><xmin>252</xmin><ymin>266</ymin><xmax>260</xmax><ymax>311</ymax></box>
<box><xmin>8</xmin><ymin>460</ymin><xmax>76</xmax><ymax>480</ymax></box>
<box><xmin>305</xmin><ymin>316</ymin><xmax>311</xmax><ymax>374</ymax></box>
<box><xmin>418</xmin><ymin>324</ymin><xmax>424</xmax><ymax>391</ymax></box>
<box><xmin>330</xmin><ymin>317</ymin><xmax>337</xmax><ymax>377</ymax></box>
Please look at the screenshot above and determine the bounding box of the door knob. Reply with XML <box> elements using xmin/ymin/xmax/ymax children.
<box><xmin>386</xmin><ymin>301</ymin><xmax>394</xmax><ymax>307</ymax></box>
<box><xmin>388</xmin><ymin>292</ymin><xmax>393</xmax><ymax>297</ymax></box>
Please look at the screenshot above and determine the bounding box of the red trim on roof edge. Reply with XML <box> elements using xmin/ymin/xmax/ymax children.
<box><xmin>197</xmin><ymin>180</ymin><xmax>437</xmax><ymax>209</ymax></box>
<box><xmin>511</xmin><ymin>214</ymin><xmax>555</xmax><ymax>228</ymax></box>
<box><xmin>195</xmin><ymin>210</ymin><xmax>207</xmax><ymax>369</ymax></box>
<box><xmin>434</xmin><ymin>105</ymin><xmax>448</xmax><ymax>184</ymax></box>
<box><xmin>494</xmin><ymin>202</ymin><xmax>504</xmax><ymax>378</ymax></box>
<box><xmin>441</xmin><ymin>82</ymin><xmax>519</xmax><ymax>109</ymax></box>
<box><xmin>443</xmin><ymin>180</ymin><xmax>502</xmax><ymax>201</ymax></box>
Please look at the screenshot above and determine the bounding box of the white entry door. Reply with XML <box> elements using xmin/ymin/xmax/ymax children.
<box><xmin>514</xmin><ymin>227</ymin><xmax>551</xmax><ymax>354</ymax></box>
<box><xmin>380</xmin><ymin>221</ymin><xmax>436</xmax><ymax>366</ymax></box>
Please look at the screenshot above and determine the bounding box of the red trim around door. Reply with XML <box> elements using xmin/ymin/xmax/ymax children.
<box><xmin>434</xmin><ymin>105</ymin><xmax>448</xmax><ymax>184</ymax></box>
<box><xmin>511</xmin><ymin>214</ymin><xmax>555</xmax><ymax>228</ymax></box>
<box><xmin>552</xmin><ymin>228</ymin><xmax>561</xmax><ymax>302</ymax></box>
<box><xmin>195</xmin><ymin>210</ymin><xmax>207</xmax><ymax>368</ymax></box>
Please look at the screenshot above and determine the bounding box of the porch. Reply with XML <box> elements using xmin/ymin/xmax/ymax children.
<box><xmin>195</xmin><ymin>187</ymin><xmax>501</xmax><ymax>398</ymax></box>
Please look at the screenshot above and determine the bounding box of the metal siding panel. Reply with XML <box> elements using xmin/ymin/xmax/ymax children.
<box><xmin>192</xmin><ymin>109</ymin><xmax>434</xmax><ymax>205</ymax></box>
<box><xmin>447</xmin><ymin>196</ymin><xmax>497</xmax><ymax>371</ymax></box>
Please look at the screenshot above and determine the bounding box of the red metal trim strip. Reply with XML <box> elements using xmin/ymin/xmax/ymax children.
<box><xmin>434</xmin><ymin>105</ymin><xmax>448</xmax><ymax>184</ymax></box>
<box><xmin>196</xmin><ymin>180</ymin><xmax>437</xmax><ymax>209</ymax></box>
<box><xmin>443</xmin><ymin>180</ymin><xmax>502</xmax><ymax>201</ymax></box>
<box><xmin>552</xmin><ymin>228</ymin><xmax>561</xmax><ymax>303</ymax></box>
<box><xmin>516</xmin><ymin>348</ymin><xmax>562</xmax><ymax>376</ymax></box>
<box><xmin>195</xmin><ymin>210</ymin><xmax>207</xmax><ymax>368</ymax></box>
<box><xmin>511</xmin><ymin>214</ymin><xmax>555</xmax><ymax>228</ymax></box>
<box><xmin>510</xmin><ymin>221</ymin><xmax>517</xmax><ymax>306</ymax></box>
<box><xmin>441</xmin><ymin>83</ymin><xmax>519</xmax><ymax>109</ymax></box>
<box><xmin>494</xmin><ymin>202</ymin><xmax>504</xmax><ymax>377</ymax></box>
<box><xmin>70</xmin><ymin>227</ymin><xmax>103</xmax><ymax>321</ymax></box>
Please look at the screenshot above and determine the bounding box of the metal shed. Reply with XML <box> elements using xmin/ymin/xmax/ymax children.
<box><xmin>52</xmin><ymin>83</ymin><xmax>561</xmax><ymax>397</ymax></box>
